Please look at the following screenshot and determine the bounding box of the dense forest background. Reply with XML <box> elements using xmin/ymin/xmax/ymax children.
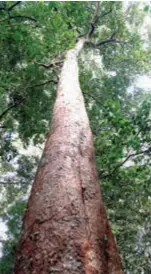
<box><xmin>0</xmin><ymin>1</ymin><xmax>151</xmax><ymax>273</ymax></box>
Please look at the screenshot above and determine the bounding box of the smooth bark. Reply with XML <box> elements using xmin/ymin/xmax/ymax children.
<box><xmin>14</xmin><ymin>39</ymin><xmax>123</xmax><ymax>274</ymax></box>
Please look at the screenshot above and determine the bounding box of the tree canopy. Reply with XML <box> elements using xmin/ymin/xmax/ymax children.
<box><xmin>0</xmin><ymin>1</ymin><xmax>151</xmax><ymax>273</ymax></box>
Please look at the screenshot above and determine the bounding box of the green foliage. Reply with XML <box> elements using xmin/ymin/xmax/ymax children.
<box><xmin>0</xmin><ymin>2</ymin><xmax>151</xmax><ymax>274</ymax></box>
<box><xmin>0</xmin><ymin>201</ymin><xmax>26</xmax><ymax>274</ymax></box>
<box><xmin>93</xmin><ymin>97</ymin><xmax>151</xmax><ymax>273</ymax></box>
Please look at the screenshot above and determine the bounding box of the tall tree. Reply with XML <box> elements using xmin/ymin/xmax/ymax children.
<box><xmin>0</xmin><ymin>1</ymin><xmax>150</xmax><ymax>273</ymax></box>
<box><xmin>14</xmin><ymin>31</ymin><xmax>123</xmax><ymax>274</ymax></box>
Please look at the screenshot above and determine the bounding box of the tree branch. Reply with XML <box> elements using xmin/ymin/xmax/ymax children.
<box><xmin>88</xmin><ymin>2</ymin><xmax>100</xmax><ymax>38</ymax></box>
<box><xmin>100</xmin><ymin>8</ymin><xmax>113</xmax><ymax>20</ymax></box>
<box><xmin>0</xmin><ymin>79</ymin><xmax>57</xmax><ymax>121</ymax></box>
<box><xmin>77</xmin><ymin>2</ymin><xmax>101</xmax><ymax>39</ymax></box>
<box><xmin>8</xmin><ymin>1</ymin><xmax>21</xmax><ymax>11</ymax></box>
<box><xmin>96</xmin><ymin>38</ymin><xmax>127</xmax><ymax>47</ymax></box>
<box><xmin>87</xmin><ymin>17</ymin><xmax>127</xmax><ymax>48</ymax></box>
<box><xmin>0</xmin><ymin>99</ymin><xmax>25</xmax><ymax>121</ymax></box>
<box><xmin>26</xmin><ymin>79</ymin><xmax>58</xmax><ymax>89</ymax></box>
<box><xmin>0</xmin><ymin>7</ymin><xmax>7</xmax><ymax>12</ymax></box>
<box><xmin>0</xmin><ymin>15</ymin><xmax>38</xmax><ymax>24</ymax></box>
<box><xmin>100</xmin><ymin>148</ymin><xmax>151</xmax><ymax>179</ymax></box>
<box><xmin>88</xmin><ymin>23</ymin><xmax>95</xmax><ymax>38</ymax></box>
<box><xmin>87</xmin><ymin>37</ymin><xmax>127</xmax><ymax>48</ymax></box>
<box><xmin>0</xmin><ymin>1</ymin><xmax>21</xmax><ymax>12</ymax></box>
<box><xmin>87</xmin><ymin>4</ymin><xmax>113</xmax><ymax>39</ymax></box>
<box><xmin>34</xmin><ymin>60</ymin><xmax>64</xmax><ymax>69</ymax></box>
<box><xmin>0</xmin><ymin>2</ymin><xmax>40</xmax><ymax>26</ymax></box>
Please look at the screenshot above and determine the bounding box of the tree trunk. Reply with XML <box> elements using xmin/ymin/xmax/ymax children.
<box><xmin>14</xmin><ymin>39</ymin><xmax>123</xmax><ymax>274</ymax></box>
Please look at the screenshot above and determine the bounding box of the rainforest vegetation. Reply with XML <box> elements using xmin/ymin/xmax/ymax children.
<box><xmin>0</xmin><ymin>1</ymin><xmax>151</xmax><ymax>273</ymax></box>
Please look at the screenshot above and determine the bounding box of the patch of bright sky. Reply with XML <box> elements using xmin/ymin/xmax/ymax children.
<box><xmin>0</xmin><ymin>220</ymin><xmax>8</xmax><ymax>257</ymax></box>
<box><xmin>136</xmin><ymin>75</ymin><xmax>151</xmax><ymax>90</ymax></box>
<box><xmin>0</xmin><ymin>221</ymin><xmax>7</xmax><ymax>240</ymax></box>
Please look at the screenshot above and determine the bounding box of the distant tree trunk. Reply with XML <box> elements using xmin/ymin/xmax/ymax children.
<box><xmin>14</xmin><ymin>39</ymin><xmax>123</xmax><ymax>274</ymax></box>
